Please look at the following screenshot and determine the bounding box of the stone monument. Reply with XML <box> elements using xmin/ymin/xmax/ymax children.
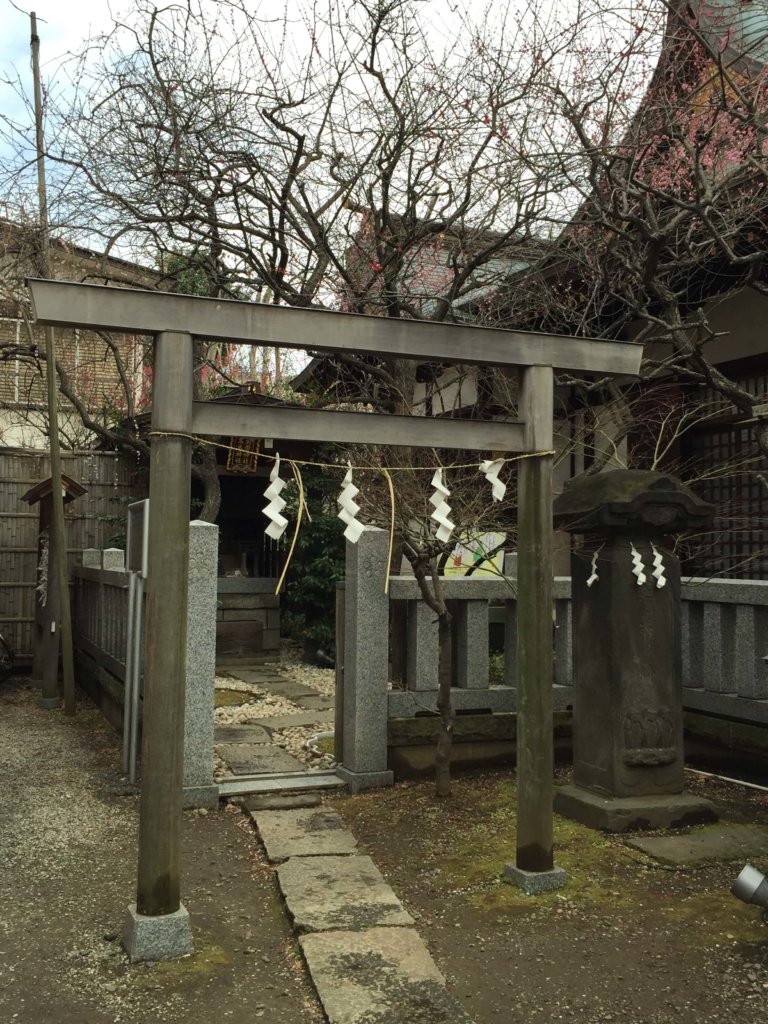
<box><xmin>553</xmin><ymin>470</ymin><xmax>718</xmax><ymax>831</ymax></box>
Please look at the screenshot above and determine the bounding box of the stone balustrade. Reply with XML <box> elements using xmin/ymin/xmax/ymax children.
<box><xmin>337</xmin><ymin>529</ymin><xmax>768</xmax><ymax>789</ymax></box>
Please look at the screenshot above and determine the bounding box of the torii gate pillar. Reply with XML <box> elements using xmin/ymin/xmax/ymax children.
<box><xmin>123</xmin><ymin>331</ymin><xmax>195</xmax><ymax>962</ymax></box>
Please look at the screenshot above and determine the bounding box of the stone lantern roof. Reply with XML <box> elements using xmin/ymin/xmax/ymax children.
<box><xmin>553</xmin><ymin>469</ymin><xmax>715</xmax><ymax>536</ymax></box>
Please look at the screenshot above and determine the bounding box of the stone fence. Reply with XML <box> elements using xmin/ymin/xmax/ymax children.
<box><xmin>72</xmin><ymin>520</ymin><xmax>219</xmax><ymax>807</ymax></box>
<box><xmin>681</xmin><ymin>577</ymin><xmax>768</xmax><ymax>724</ymax></box>
<box><xmin>336</xmin><ymin>529</ymin><xmax>768</xmax><ymax>788</ymax></box>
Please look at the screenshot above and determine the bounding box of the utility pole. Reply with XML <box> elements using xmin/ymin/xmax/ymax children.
<box><xmin>30</xmin><ymin>11</ymin><xmax>76</xmax><ymax>715</ymax></box>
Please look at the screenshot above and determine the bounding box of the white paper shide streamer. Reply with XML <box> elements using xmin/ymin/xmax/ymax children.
<box><xmin>337</xmin><ymin>464</ymin><xmax>365</xmax><ymax>544</ymax></box>
<box><xmin>586</xmin><ymin>550</ymin><xmax>599</xmax><ymax>588</ymax></box>
<box><xmin>630</xmin><ymin>542</ymin><xmax>647</xmax><ymax>586</ymax></box>
<box><xmin>651</xmin><ymin>543</ymin><xmax>667</xmax><ymax>589</ymax></box>
<box><xmin>263</xmin><ymin>456</ymin><xmax>289</xmax><ymax>540</ymax></box>
<box><xmin>479</xmin><ymin>458</ymin><xmax>506</xmax><ymax>502</ymax></box>
<box><xmin>429</xmin><ymin>468</ymin><xmax>455</xmax><ymax>544</ymax></box>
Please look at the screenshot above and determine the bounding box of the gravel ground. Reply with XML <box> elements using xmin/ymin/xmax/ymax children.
<box><xmin>0</xmin><ymin>678</ymin><xmax>323</xmax><ymax>1024</ymax></box>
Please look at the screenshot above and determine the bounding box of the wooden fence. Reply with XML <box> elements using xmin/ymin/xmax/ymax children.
<box><xmin>73</xmin><ymin>563</ymin><xmax>134</xmax><ymax>731</ymax></box>
<box><xmin>0</xmin><ymin>447</ymin><xmax>144</xmax><ymax>663</ymax></box>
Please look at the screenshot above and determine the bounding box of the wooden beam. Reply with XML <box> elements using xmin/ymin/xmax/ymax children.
<box><xmin>27</xmin><ymin>278</ymin><xmax>643</xmax><ymax>376</ymax></box>
<box><xmin>192</xmin><ymin>402</ymin><xmax>528</xmax><ymax>452</ymax></box>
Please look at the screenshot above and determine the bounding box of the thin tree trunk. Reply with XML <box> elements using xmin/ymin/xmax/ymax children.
<box><xmin>411</xmin><ymin>555</ymin><xmax>454</xmax><ymax>797</ymax></box>
<box><xmin>434</xmin><ymin>610</ymin><xmax>454</xmax><ymax>798</ymax></box>
<box><xmin>194</xmin><ymin>445</ymin><xmax>221</xmax><ymax>522</ymax></box>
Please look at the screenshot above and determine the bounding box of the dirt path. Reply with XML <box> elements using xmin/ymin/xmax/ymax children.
<box><xmin>0</xmin><ymin>679</ymin><xmax>323</xmax><ymax>1024</ymax></box>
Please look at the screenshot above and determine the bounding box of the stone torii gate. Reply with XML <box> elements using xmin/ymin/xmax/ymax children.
<box><xmin>28</xmin><ymin>277</ymin><xmax>643</xmax><ymax>959</ymax></box>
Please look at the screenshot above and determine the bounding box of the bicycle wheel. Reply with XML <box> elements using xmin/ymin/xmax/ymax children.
<box><xmin>0</xmin><ymin>634</ymin><xmax>14</xmax><ymax>683</ymax></box>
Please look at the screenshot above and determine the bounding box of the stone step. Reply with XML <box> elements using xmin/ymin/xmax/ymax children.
<box><xmin>218</xmin><ymin>771</ymin><xmax>346</xmax><ymax>798</ymax></box>
<box><xmin>277</xmin><ymin>854</ymin><xmax>413</xmax><ymax>933</ymax></box>
<box><xmin>251</xmin><ymin>806</ymin><xmax>358</xmax><ymax>862</ymax></box>
<box><xmin>300</xmin><ymin>927</ymin><xmax>475</xmax><ymax>1024</ymax></box>
<box><xmin>241</xmin><ymin>792</ymin><xmax>322</xmax><ymax>812</ymax></box>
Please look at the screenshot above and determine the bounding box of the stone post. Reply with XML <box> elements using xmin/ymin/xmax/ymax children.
<box><xmin>102</xmin><ymin>548</ymin><xmax>125</xmax><ymax>571</ymax></box>
<box><xmin>553</xmin><ymin>470</ymin><xmax>718</xmax><ymax>832</ymax></box>
<box><xmin>336</xmin><ymin>527</ymin><xmax>394</xmax><ymax>792</ymax></box>
<box><xmin>182</xmin><ymin>520</ymin><xmax>219</xmax><ymax>809</ymax></box>
<box><xmin>405</xmin><ymin>601</ymin><xmax>439</xmax><ymax>691</ymax></box>
<box><xmin>454</xmin><ymin>601</ymin><xmax>489</xmax><ymax>689</ymax></box>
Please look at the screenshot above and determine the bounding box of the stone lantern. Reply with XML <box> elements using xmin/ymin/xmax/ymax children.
<box><xmin>552</xmin><ymin>469</ymin><xmax>718</xmax><ymax>831</ymax></box>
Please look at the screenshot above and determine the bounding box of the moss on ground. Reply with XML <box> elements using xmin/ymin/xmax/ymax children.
<box><xmin>214</xmin><ymin>689</ymin><xmax>255</xmax><ymax>708</ymax></box>
<box><xmin>130</xmin><ymin>941</ymin><xmax>231</xmax><ymax>988</ymax></box>
<box><xmin>333</xmin><ymin>769</ymin><xmax>768</xmax><ymax>944</ymax></box>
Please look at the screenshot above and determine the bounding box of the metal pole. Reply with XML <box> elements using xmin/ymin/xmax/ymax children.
<box><xmin>123</xmin><ymin>572</ymin><xmax>136</xmax><ymax>776</ymax></box>
<box><xmin>128</xmin><ymin>575</ymin><xmax>143</xmax><ymax>784</ymax></box>
<box><xmin>30</xmin><ymin>12</ymin><xmax>76</xmax><ymax>715</ymax></box>
<box><xmin>515</xmin><ymin>365</ymin><xmax>556</xmax><ymax>873</ymax></box>
<box><xmin>135</xmin><ymin>331</ymin><xmax>193</xmax><ymax>918</ymax></box>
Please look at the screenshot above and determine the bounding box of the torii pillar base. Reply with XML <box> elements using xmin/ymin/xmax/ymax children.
<box><xmin>123</xmin><ymin>903</ymin><xmax>193</xmax><ymax>963</ymax></box>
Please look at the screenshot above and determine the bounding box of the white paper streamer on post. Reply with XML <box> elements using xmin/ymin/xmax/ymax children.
<box><xmin>630</xmin><ymin>542</ymin><xmax>647</xmax><ymax>586</ymax></box>
<box><xmin>263</xmin><ymin>455</ymin><xmax>289</xmax><ymax>540</ymax></box>
<box><xmin>586</xmin><ymin>550</ymin><xmax>599</xmax><ymax>588</ymax></box>
<box><xmin>429</xmin><ymin>468</ymin><xmax>455</xmax><ymax>544</ymax></box>
<box><xmin>337</xmin><ymin>464</ymin><xmax>365</xmax><ymax>544</ymax></box>
<box><xmin>651</xmin><ymin>543</ymin><xmax>667</xmax><ymax>589</ymax></box>
<box><xmin>479</xmin><ymin>458</ymin><xmax>506</xmax><ymax>502</ymax></box>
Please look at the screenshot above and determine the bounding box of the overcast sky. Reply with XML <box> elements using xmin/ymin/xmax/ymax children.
<box><xmin>1</xmin><ymin>1</ymin><xmax>115</xmax><ymax>76</ymax></box>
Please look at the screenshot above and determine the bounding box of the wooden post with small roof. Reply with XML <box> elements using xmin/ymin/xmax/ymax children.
<box><xmin>22</xmin><ymin>474</ymin><xmax>87</xmax><ymax>708</ymax></box>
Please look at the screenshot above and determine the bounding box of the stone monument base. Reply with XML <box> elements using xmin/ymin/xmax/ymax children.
<box><xmin>123</xmin><ymin>903</ymin><xmax>193</xmax><ymax>963</ymax></box>
<box><xmin>335</xmin><ymin>766</ymin><xmax>394</xmax><ymax>793</ymax></box>
<box><xmin>554</xmin><ymin>784</ymin><xmax>718</xmax><ymax>833</ymax></box>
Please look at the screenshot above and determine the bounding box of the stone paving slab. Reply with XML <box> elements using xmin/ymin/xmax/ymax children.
<box><xmin>626</xmin><ymin>825</ymin><xmax>768</xmax><ymax>865</ymax></box>
<box><xmin>214</xmin><ymin>724</ymin><xmax>272</xmax><ymax>744</ymax></box>
<box><xmin>252</xmin><ymin>807</ymin><xmax>358</xmax><ymax>862</ymax></box>
<box><xmin>218</xmin><ymin>743</ymin><xmax>305</xmax><ymax>776</ymax></box>
<box><xmin>277</xmin><ymin>855</ymin><xmax>413</xmax><ymax>933</ymax></box>
<box><xmin>295</xmin><ymin>695</ymin><xmax>335</xmax><ymax>712</ymax></box>
<box><xmin>299</xmin><ymin>927</ymin><xmax>475</xmax><ymax>1024</ymax></box>
<box><xmin>227</xmin><ymin>670</ymin><xmax>292</xmax><ymax>687</ymax></box>
<box><xmin>251</xmin><ymin>711</ymin><xmax>335</xmax><ymax>732</ymax></box>
<box><xmin>258</xmin><ymin>679</ymin><xmax>321</xmax><ymax>700</ymax></box>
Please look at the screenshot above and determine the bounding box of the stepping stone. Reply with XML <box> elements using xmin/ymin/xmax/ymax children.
<box><xmin>251</xmin><ymin>711</ymin><xmax>335</xmax><ymax>732</ymax></box>
<box><xmin>218</xmin><ymin>743</ymin><xmax>305</xmax><ymax>776</ymax></box>
<box><xmin>295</xmin><ymin>695</ymin><xmax>335</xmax><ymax>712</ymax></box>
<box><xmin>300</xmin><ymin>927</ymin><xmax>475</xmax><ymax>1024</ymax></box>
<box><xmin>258</xmin><ymin>679</ymin><xmax>320</xmax><ymax>700</ymax></box>
<box><xmin>228</xmin><ymin>670</ymin><xmax>291</xmax><ymax>687</ymax></box>
<box><xmin>214</xmin><ymin>724</ymin><xmax>271</xmax><ymax>744</ymax></box>
<box><xmin>252</xmin><ymin>807</ymin><xmax>357</xmax><ymax>862</ymax></box>
<box><xmin>277</xmin><ymin>855</ymin><xmax>413</xmax><ymax>933</ymax></box>
<box><xmin>242</xmin><ymin>792</ymin><xmax>322</xmax><ymax>812</ymax></box>
<box><xmin>627</xmin><ymin>825</ymin><xmax>768</xmax><ymax>865</ymax></box>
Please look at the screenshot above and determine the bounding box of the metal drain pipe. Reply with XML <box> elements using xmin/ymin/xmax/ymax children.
<box><xmin>732</xmin><ymin>864</ymin><xmax>768</xmax><ymax>911</ymax></box>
